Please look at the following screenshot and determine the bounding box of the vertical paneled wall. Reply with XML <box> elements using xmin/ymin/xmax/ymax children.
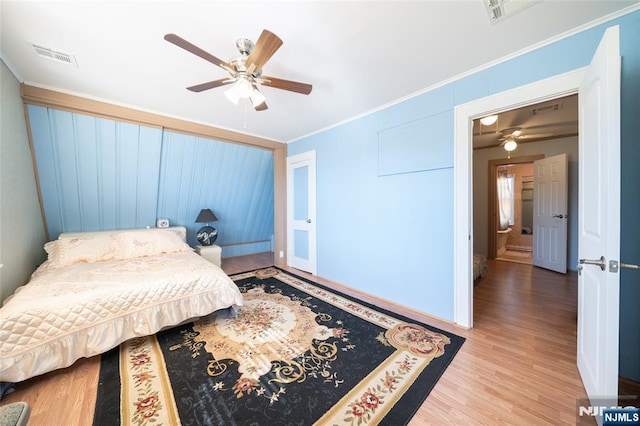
<box><xmin>27</xmin><ymin>106</ymin><xmax>274</xmax><ymax>257</ymax></box>
<box><xmin>28</xmin><ymin>106</ymin><xmax>162</xmax><ymax>239</ymax></box>
<box><xmin>157</xmin><ymin>131</ymin><xmax>274</xmax><ymax>253</ymax></box>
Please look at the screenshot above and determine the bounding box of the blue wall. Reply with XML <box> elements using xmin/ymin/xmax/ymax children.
<box><xmin>289</xmin><ymin>11</ymin><xmax>640</xmax><ymax>377</ymax></box>
<box><xmin>290</xmin><ymin>109</ymin><xmax>455</xmax><ymax>320</ymax></box>
<box><xmin>28</xmin><ymin>106</ymin><xmax>274</xmax><ymax>256</ymax></box>
<box><xmin>156</xmin><ymin>131</ymin><xmax>274</xmax><ymax>254</ymax></box>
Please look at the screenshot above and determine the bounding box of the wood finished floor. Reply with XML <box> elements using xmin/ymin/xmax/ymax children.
<box><xmin>2</xmin><ymin>254</ymin><xmax>597</xmax><ymax>425</ymax></box>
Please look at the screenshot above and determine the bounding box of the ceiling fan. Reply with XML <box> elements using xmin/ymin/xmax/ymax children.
<box><xmin>499</xmin><ymin>127</ymin><xmax>555</xmax><ymax>142</ymax></box>
<box><xmin>498</xmin><ymin>127</ymin><xmax>556</xmax><ymax>150</ymax></box>
<box><xmin>164</xmin><ymin>30</ymin><xmax>312</xmax><ymax>111</ymax></box>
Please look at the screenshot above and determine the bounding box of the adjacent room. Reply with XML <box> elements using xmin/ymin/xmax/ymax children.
<box><xmin>1</xmin><ymin>2</ymin><xmax>639</xmax><ymax>425</ymax></box>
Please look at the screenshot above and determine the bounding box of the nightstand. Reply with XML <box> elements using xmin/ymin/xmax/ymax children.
<box><xmin>194</xmin><ymin>245</ymin><xmax>222</xmax><ymax>267</ymax></box>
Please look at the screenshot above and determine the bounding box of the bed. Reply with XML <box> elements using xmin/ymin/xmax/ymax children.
<box><xmin>0</xmin><ymin>227</ymin><xmax>244</xmax><ymax>383</ymax></box>
<box><xmin>474</xmin><ymin>254</ymin><xmax>488</xmax><ymax>281</ymax></box>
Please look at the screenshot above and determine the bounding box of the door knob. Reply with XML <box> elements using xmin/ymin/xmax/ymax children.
<box><xmin>552</xmin><ymin>214</ymin><xmax>567</xmax><ymax>219</ymax></box>
<box><xmin>579</xmin><ymin>256</ymin><xmax>606</xmax><ymax>271</ymax></box>
<box><xmin>306</xmin><ymin>219</ymin><xmax>312</xmax><ymax>223</ymax></box>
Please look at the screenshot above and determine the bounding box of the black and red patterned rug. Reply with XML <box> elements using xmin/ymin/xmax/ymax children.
<box><xmin>93</xmin><ymin>267</ymin><xmax>464</xmax><ymax>425</ymax></box>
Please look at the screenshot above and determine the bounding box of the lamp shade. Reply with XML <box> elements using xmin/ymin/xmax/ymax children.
<box><xmin>250</xmin><ymin>88</ymin><xmax>266</xmax><ymax>107</ymax></box>
<box><xmin>236</xmin><ymin>77</ymin><xmax>253</xmax><ymax>98</ymax></box>
<box><xmin>196</xmin><ymin>208</ymin><xmax>218</xmax><ymax>223</ymax></box>
<box><xmin>224</xmin><ymin>86</ymin><xmax>240</xmax><ymax>105</ymax></box>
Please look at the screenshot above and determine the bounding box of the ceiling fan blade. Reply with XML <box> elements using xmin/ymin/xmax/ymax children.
<box><xmin>255</xmin><ymin>102</ymin><xmax>268</xmax><ymax>111</ymax></box>
<box><xmin>164</xmin><ymin>33</ymin><xmax>233</xmax><ymax>72</ymax></box>
<box><xmin>260</xmin><ymin>76</ymin><xmax>312</xmax><ymax>95</ymax></box>
<box><xmin>187</xmin><ymin>78</ymin><xmax>231</xmax><ymax>92</ymax></box>
<box><xmin>245</xmin><ymin>30</ymin><xmax>283</xmax><ymax>75</ymax></box>
<box><xmin>517</xmin><ymin>132</ymin><xmax>555</xmax><ymax>139</ymax></box>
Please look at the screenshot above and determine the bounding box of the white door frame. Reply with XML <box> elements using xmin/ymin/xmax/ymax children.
<box><xmin>453</xmin><ymin>69</ymin><xmax>585</xmax><ymax>328</ymax></box>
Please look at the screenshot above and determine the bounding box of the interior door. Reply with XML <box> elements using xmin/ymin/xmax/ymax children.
<box><xmin>532</xmin><ymin>153</ymin><xmax>568</xmax><ymax>273</ymax></box>
<box><xmin>577</xmin><ymin>25</ymin><xmax>621</xmax><ymax>417</ymax></box>
<box><xmin>286</xmin><ymin>151</ymin><xmax>317</xmax><ymax>274</ymax></box>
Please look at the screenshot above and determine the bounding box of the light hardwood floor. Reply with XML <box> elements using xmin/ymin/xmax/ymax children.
<box><xmin>2</xmin><ymin>254</ymin><xmax>594</xmax><ymax>425</ymax></box>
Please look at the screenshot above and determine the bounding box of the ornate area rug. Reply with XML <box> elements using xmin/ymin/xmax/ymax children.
<box><xmin>93</xmin><ymin>267</ymin><xmax>464</xmax><ymax>425</ymax></box>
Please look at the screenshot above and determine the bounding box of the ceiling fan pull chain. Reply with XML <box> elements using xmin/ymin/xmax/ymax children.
<box><xmin>243</xmin><ymin>99</ymin><xmax>248</xmax><ymax>129</ymax></box>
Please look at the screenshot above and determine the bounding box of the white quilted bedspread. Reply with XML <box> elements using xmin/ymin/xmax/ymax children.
<box><xmin>0</xmin><ymin>251</ymin><xmax>243</xmax><ymax>383</ymax></box>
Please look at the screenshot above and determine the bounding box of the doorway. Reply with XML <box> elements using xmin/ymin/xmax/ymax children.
<box><xmin>455</xmin><ymin>25</ymin><xmax>631</xmax><ymax>411</ymax></box>
<box><xmin>454</xmin><ymin>69</ymin><xmax>584</xmax><ymax>328</ymax></box>
<box><xmin>487</xmin><ymin>155</ymin><xmax>544</xmax><ymax>265</ymax></box>
<box><xmin>471</xmin><ymin>93</ymin><xmax>577</xmax><ymax>271</ymax></box>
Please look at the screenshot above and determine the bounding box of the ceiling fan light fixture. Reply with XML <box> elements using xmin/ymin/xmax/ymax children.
<box><xmin>504</xmin><ymin>139</ymin><xmax>518</xmax><ymax>152</ymax></box>
<box><xmin>165</xmin><ymin>30</ymin><xmax>311</xmax><ymax>112</ymax></box>
<box><xmin>480</xmin><ymin>115</ymin><xmax>498</xmax><ymax>126</ymax></box>
<box><xmin>249</xmin><ymin>88</ymin><xmax>266</xmax><ymax>107</ymax></box>
<box><xmin>236</xmin><ymin>77</ymin><xmax>253</xmax><ymax>98</ymax></box>
<box><xmin>224</xmin><ymin>76</ymin><xmax>254</xmax><ymax>105</ymax></box>
<box><xmin>224</xmin><ymin>85</ymin><xmax>240</xmax><ymax>105</ymax></box>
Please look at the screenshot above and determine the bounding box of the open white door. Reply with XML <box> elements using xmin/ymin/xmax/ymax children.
<box><xmin>577</xmin><ymin>25</ymin><xmax>621</xmax><ymax>420</ymax></box>
<box><xmin>532</xmin><ymin>153</ymin><xmax>568</xmax><ymax>273</ymax></box>
<box><xmin>286</xmin><ymin>151</ymin><xmax>317</xmax><ymax>275</ymax></box>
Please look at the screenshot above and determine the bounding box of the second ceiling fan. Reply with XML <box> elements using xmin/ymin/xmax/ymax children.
<box><xmin>165</xmin><ymin>29</ymin><xmax>312</xmax><ymax>111</ymax></box>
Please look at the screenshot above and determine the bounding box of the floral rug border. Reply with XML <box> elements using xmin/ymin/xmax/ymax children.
<box><xmin>101</xmin><ymin>267</ymin><xmax>465</xmax><ymax>425</ymax></box>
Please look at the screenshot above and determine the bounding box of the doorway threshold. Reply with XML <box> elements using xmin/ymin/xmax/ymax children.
<box><xmin>495</xmin><ymin>252</ymin><xmax>533</xmax><ymax>265</ymax></box>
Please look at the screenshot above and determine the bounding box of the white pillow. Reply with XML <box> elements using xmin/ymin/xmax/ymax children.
<box><xmin>112</xmin><ymin>229</ymin><xmax>191</xmax><ymax>260</ymax></box>
<box><xmin>45</xmin><ymin>236</ymin><xmax>115</xmax><ymax>267</ymax></box>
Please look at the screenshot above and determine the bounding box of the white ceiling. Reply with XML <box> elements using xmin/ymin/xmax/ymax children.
<box><xmin>1</xmin><ymin>1</ymin><xmax>638</xmax><ymax>143</ymax></box>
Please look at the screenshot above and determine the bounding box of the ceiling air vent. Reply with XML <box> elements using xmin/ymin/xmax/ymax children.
<box><xmin>32</xmin><ymin>44</ymin><xmax>78</xmax><ymax>67</ymax></box>
<box><xmin>484</xmin><ymin>0</ymin><xmax>541</xmax><ymax>25</ymax></box>
<box><xmin>531</xmin><ymin>102</ymin><xmax>562</xmax><ymax>116</ymax></box>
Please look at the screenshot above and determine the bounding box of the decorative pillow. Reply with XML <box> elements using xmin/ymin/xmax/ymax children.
<box><xmin>45</xmin><ymin>236</ymin><xmax>115</xmax><ymax>267</ymax></box>
<box><xmin>112</xmin><ymin>229</ymin><xmax>191</xmax><ymax>260</ymax></box>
